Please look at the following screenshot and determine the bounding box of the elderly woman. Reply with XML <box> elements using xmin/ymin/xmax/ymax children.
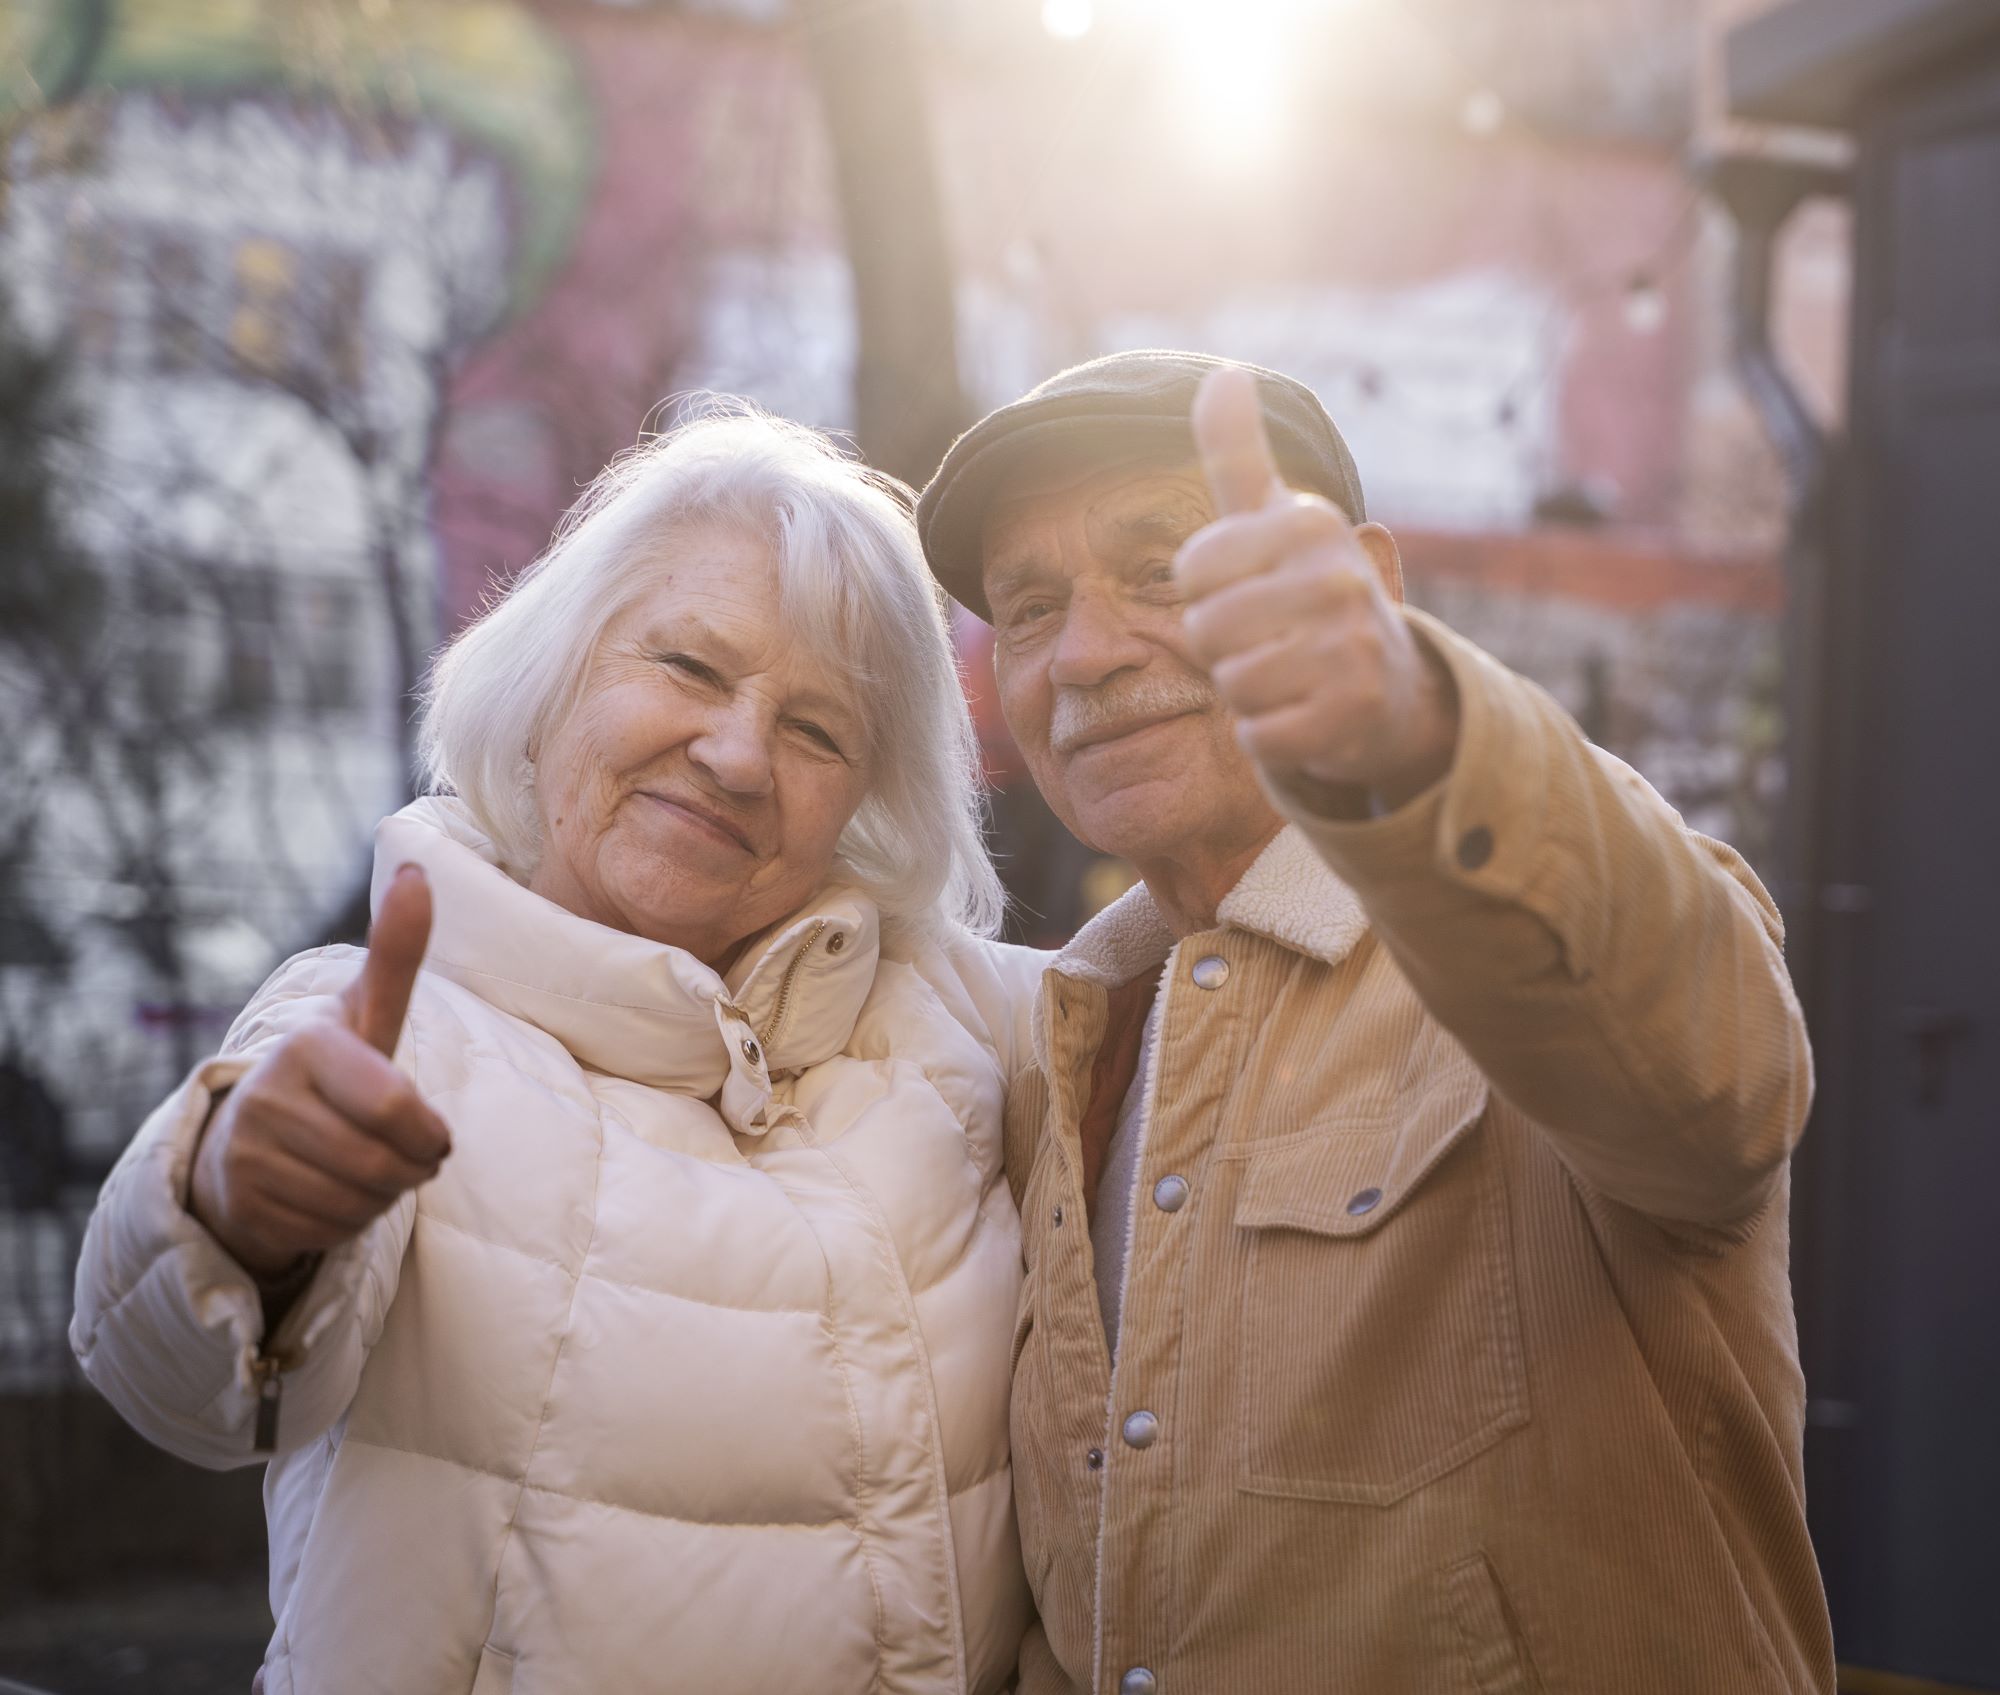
<box><xmin>70</xmin><ymin>409</ymin><xmax>1042</xmax><ymax>1695</ymax></box>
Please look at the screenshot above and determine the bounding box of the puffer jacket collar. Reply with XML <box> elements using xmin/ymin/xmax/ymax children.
<box><xmin>1050</xmin><ymin>823</ymin><xmax>1370</xmax><ymax>992</ymax></box>
<box><xmin>370</xmin><ymin>798</ymin><xmax>881</xmax><ymax>1131</ymax></box>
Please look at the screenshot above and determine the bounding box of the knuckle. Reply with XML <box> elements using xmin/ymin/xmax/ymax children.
<box><xmin>1180</xmin><ymin>604</ymin><xmax>1220</xmax><ymax>656</ymax></box>
<box><xmin>221</xmin><ymin>1135</ymin><xmax>266</xmax><ymax>1188</ymax></box>
<box><xmin>1282</xmin><ymin>495</ymin><xmax>1342</xmax><ymax>541</ymax></box>
<box><xmin>362</xmin><ymin>1144</ymin><xmax>406</xmax><ymax>1192</ymax></box>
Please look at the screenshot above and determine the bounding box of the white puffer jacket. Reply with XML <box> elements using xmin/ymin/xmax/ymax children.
<box><xmin>71</xmin><ymin>799</ymin><xmax>1043</xmax><ymax>1695</ymax></box>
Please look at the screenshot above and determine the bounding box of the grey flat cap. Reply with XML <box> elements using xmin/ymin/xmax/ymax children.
<box><xmin>916</xmin><ymin>348</ymin><xmax>1365</xmax><ymax>622</ymax></box>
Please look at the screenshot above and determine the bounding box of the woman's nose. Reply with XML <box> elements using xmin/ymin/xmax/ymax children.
<box><xmin>687</xmin><ymin>703</ymin><xmax>776</xmax><ymax>797</ymax></box>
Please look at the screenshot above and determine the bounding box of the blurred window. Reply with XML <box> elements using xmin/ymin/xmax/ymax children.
<box><xmin>293</xmin><ymin>575</ymin><xmax>365</xmax><ymax>714</ymax></box>
<box><xmin>319</xmin><ymin>255</ymin><xmax>368</xmax><ymax>396</ymax></box>
<box><xmin>131</xmin><ymin>572</ymin><xmax>192</xmax><ymax>720</ymax></box>
<box><xmin>65</xmin><ymin>222</ymin><xmax>123</xmax><ymax>364</ymax></box>
<box><xmin>218</xmin><ymin>571</ymin><xmax>278</xmax><ymax>720</ymax></box>
<box><xmin>227</xmin><ymin>237</ymin><xmax>369</xmax><ymax>403</ymax></box>
<box><xmin>146</xmin><ymin>231</ymin><xmax>207</xmax><ymax>374</ymax></box>
<box><xmin>230</xmin><ymin>237</ymin><xmax>296</xmax><ymax>380</ymax></box>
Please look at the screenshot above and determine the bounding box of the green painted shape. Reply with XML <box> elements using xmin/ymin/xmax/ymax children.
<box><xmin>1</xmin><ymin>0</ymin><xmax>598</xmax><ymax>315</ymax></box>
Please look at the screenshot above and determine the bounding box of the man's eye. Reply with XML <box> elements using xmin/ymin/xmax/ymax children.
<box><xmin>1010</xmin><ymin>600</ymin><xmax>1056</xmax><ymax>626</ymax></box>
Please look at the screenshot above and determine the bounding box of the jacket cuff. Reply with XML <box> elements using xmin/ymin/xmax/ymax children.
<box><xmin>118</xmin><ymin>1059</ymin><xmax>361</xmax><ymax>1383</ymax></box>
<box><xmin>1272</xmin><ymin>606</ymin><xmax>1555</xmax><ymax>904</ymax></box>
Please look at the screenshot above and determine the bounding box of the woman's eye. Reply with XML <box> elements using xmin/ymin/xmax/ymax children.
<box><xmin>790</xmin><ymin>720</ymin><xmax>844</xmax><ymax>757</ymax></box>
<box><xmin>658</xmin><ymin>652</ymin><xmax>718</xmax><ymax>685</ymax></box>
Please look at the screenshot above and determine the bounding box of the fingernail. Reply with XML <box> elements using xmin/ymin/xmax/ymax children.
<box><xmin>395</xmin><ymin>862</ymin><xmax>423</xmax><ymax>883</ymax></box>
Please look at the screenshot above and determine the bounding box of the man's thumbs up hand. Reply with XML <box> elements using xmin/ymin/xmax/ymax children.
<box><xmin>190</xmin><ymin>865</ymin><xmax>451</xmax><ymax>1279</ymax></box>
<box><xmin>1174</xmin><ymin>366</ymin><xmax>1458</xmax><ymax>811</ymax></box>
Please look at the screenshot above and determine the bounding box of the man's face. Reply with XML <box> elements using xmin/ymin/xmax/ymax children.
<box><xmin>980</xmin><ymin>456</ymin><xmax>1277</xmax><ymax>868</ymax></box>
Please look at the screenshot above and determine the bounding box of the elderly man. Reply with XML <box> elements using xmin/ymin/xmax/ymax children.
<box><xmin>917</xmin><ymin>351</ymin><xmax>1833</xmax><ymax>1694</ymax></box>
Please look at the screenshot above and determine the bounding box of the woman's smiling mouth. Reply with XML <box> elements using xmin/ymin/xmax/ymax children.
<box><xmin>638</xmin><ymin>790</ymin><xmax>756</xmax><ymax>854</ymax></box>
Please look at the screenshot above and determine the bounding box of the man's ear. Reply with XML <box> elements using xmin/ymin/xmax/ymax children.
<box><xmin>1356</xmin><ymin>522</ymin><xmax>1404</xmax><ymax>605</ymax></box>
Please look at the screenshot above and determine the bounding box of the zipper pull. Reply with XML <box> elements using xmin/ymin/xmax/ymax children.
<box><xmin>252</xmin><ymin>1355</ymin><xmax>285</xmax><ymax>1454</ymax></box>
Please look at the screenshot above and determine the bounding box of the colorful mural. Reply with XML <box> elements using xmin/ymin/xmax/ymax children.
<box><xmin>2</xmin><ymin>0</ymin><xmax>597</xmax><ymax>311</ymax></box>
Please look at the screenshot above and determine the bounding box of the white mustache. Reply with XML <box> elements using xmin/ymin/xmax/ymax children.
<box><xmin>1050</xmin><ymin>673</ymin><xmax>1217</xmax><ymax>754</ymax></box>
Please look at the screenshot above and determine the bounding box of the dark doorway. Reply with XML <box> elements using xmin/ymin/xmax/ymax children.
<box><xmin>1802</xmin><ymin>39</ymin><xmax>2000</xmax><ymax>1691</ymax></box>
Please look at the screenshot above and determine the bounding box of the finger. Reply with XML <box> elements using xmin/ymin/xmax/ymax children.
<box><xmin>295</xmin><ymin>1024</ymin><xmax>452</xmax><ymax>1164</ymax></box>
<box><xmin>243</xmin><ymin>1143</ymin><xmax>402</xmax><ymax>1234</ymax></box>
<box><xmin>1192</xmin><ymin>365</ymin><xmax>1285</xmax><ymax>517</ymax></box>
<box><xmin>258</xmin><ymin>1090</ymin><xmax>441</xmax><ymax>1199</ymax></box>
<box><xmin>1182</xmin><ymin>547</ymin><xmax>1377</xmax><ymax>665</ymax></box>
<box><xmin>1175</xmin><ymin>495</ymin><xmax>1356</xmax><ymax>605</ymax></box>
<box><xmin>339</xmin><ymin>863</ymin><xmax>433</xmax><ymax>1058</ymax></box>
<box><xmin>243</xmin><ymin>1190</ymin><xmax>388</xmax><ymax>1259</ymax></box>
<box><xmin>1235</xmin><ymin>697</ymin><xmax>1373</xmax><ymax>777</ymax></box>
<box><xmin>1210</xmin><ymin>635</ymin><xmax>1340</xmax><ymax>718</ymax></box>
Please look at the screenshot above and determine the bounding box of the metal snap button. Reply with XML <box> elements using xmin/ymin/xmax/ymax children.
<box><xmin>1120</xmin><ymin>1669</ymin><xmax>1157</xmax><ymax>1695</ymax></box>
<box><xmin>1052</xmin><ymin>1203</ymin><xmax>1065</xmax><ymax>1228</ymax></box>
<box><xmin>1121</xmin><ymin>1410</ymin><xmax>1159</xmax><ymax>1450</ymax></box>
<box><xmin>1457</xmin><ymin>825</ymin><xmax>1495</xmax><ymax>870</ymax></box>
<box><xmin>1347</xmin><ymin>1186</ymin><xmax>1383</xmax><ymax>1216</ymax></box>
<box><xmin>1152</xmin><ymin>1174</ymin><xmax>1189</xmax><ymax>1213</ymax></box>
<box><xmin>1191</xmin><ymin>954</ymin><xmax>1230</xmax><ymax>990</ymax></box>
<box><xmin>1085</xmin><ymin>1446</ymin><xmax>1105</xmax><ymax>1471</ymax></box>
<box><xmin>741</xmin><ymin>1037</ymin><xmax>762</xmax><ymax>1065</ymax></box>
<box><xmin>826</xmin><ymin>931</ymin><xmax>846</xmax><ymax>954</ymax></box>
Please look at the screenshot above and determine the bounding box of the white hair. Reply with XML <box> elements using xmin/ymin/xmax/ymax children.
<box><xmin>419</xmin><ymin>400</ymin><xmax>1005</xmax><ymax>941</ymax></box>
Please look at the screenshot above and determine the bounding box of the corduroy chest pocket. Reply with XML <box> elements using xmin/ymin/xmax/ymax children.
<box><xmin>1227</xmin><ymin>1070</ymin><xmax>1528</xmax><ymax>1506</ymax></box>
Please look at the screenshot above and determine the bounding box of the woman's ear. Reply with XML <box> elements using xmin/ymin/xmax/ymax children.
<box><xmin>1356</xmin><ymin>521</ymin><xmax>1404</xmax><ymax>605</ymax></box>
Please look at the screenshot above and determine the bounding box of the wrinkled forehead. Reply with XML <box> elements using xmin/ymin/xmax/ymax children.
<box><xmin>612</xmin><ymin>523</ymin><xmax>869</xmax><ymax>718</ymax></box>
<box><xmin>978</xmin><ymin>446</ymin><xmax>1213</xmax><ymax>576</ymax></box>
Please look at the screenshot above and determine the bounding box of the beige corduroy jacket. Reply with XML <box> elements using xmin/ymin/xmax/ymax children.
<box><xmin>1003</xmin><ymin>611</ymin><xmax>1834</xmax><ymax>1695</ymax></box>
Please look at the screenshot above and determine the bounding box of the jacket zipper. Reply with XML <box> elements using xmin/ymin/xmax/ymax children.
<box><xmin>758</xmin><ymin>919</ymin><xmax>828</xmax><ymax>1052</ymax></box>
<box><xmin>252</xmin><ymin>1351</ymin><xmax>288</xmax><ymax>1454</ymax></box>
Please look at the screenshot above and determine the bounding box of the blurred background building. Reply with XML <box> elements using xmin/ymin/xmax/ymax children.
<box><xmin>0</xmin><ymin>0</ymin><xmax>1990</xmax><ymax>1690</ymax></box>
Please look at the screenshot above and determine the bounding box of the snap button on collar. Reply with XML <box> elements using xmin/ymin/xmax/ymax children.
<box><xmin>1191</xmin><ymin>954</ymin><xmax>1229</xmax><ymax>990</ymax></box>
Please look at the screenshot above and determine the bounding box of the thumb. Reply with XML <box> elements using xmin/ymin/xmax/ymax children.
<box><xmin>340</xmin><ymin>863</ymin><xmax>433</xmax><ymax>1058</ymax></box>
<box><xmin>1192</xmin><ymin>365</ymin><xmax>1286</xmax><ymax>517</ymax></box>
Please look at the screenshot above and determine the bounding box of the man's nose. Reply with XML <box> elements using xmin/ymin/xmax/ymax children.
<box><xmin>687</xmin><ymin>699</ymin><xmax>776</xmax><ymax>797</ymax></box>
<box><xmin>1046</xmin><ymin>584</ymin><xmax>1152</xmax><ymax>690</ymax></box>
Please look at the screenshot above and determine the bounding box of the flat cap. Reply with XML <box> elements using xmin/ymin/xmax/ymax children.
<box><xmin>916</xmin><ymin>348</ymin><xmax>1365</xmax><ymax>622</ymax></box>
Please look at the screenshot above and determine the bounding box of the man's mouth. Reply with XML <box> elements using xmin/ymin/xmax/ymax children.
<box><xmin>639</xmin><ymin>791</ymin><xmax>756</xmax><ymax>854</ymax></box>
<box><xmin>1057</xmin><ymin>708</ymin><xmax>1199</xmax><ymax>756</ymax></box>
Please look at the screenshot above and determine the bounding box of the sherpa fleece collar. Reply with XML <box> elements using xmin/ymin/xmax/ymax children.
<box><xmin>1050</xmin><ymin>823</ymin><xmax>1370</xmax><ymax>990</ymax></box>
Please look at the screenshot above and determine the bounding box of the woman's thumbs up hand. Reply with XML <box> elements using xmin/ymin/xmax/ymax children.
<box><xmin>189</xmin><ymin>865</ymin><xmax>451</xmax><ymax>1278</ymax></box>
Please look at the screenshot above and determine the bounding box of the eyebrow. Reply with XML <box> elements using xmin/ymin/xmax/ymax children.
<box><xmin>634</xmin><ymin>615</ymin><xmax>860</xmax><ymax>726</ymax></box>
<box><xmin>1094</xmin><ymin>498</ymin><xmax>1208</xmax><ymax>556</ymax></box>
<box><xmin>984</xmin><ymin>558</ymin><xmax>1058</xmax><ymax>605</ymax></box>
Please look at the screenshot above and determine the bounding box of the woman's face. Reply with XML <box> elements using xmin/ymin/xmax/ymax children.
<box><xmin>527</xmin><ymin>524</ymin><xmax>872</xmax><ymax>968</ymax></box>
